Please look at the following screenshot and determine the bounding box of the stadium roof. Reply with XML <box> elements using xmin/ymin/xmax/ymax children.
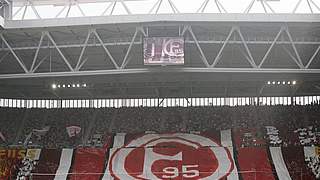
<box><xmin>0</xmin><ymin>0</ymin><xmax>319</xmax><ymax>99</ymax></box>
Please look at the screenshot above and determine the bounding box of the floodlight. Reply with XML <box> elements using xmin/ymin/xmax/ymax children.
<box><xmin>292</xmin><ymin>81</ymin><xmax>296</xmax><ymax>85</ymax></box>
<box><xmin>52</xmin><ymin>84</ymin><xmax>57</xmax><ymax>89</ymax></box>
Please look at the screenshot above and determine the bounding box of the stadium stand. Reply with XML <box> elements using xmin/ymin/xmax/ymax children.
<box><xmin>0</xmin><ymin>104</ymin><xmax>320</xmax><ymax>179</ymax></box>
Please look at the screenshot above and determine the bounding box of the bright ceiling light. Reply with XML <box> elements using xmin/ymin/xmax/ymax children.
<box><xmin>282</xmin><ymin>81</ymin><xmax>286</xmax><ymax>85</ymax></box>
<box><xmin>292</xmin><ymin>81</ymin><xmax>296</xmax><ymax>85</ymax></box>
<box><xmin>272</xmin><ymin>81</ymin><xmax>276</xmax><ymax>85</ymax></box>
<box><xmin>83</xmin><ymin>83</ymin><xmax>87</xmax><ymax>87</ymax></box>
<box><xmin>288</xmin><ymin>81</ymin><xmax>291</xmax><ymax>85</ymax></box>
<box><xmin>72</xmin><ymin>84</ymin><xmax>76</xmax><ymax>88</ymax></box>
<box><xmin>76</xmin><ymin>84</ymin><xmax>80</xmax><ymax>88</ymax></box>
<box><xmin>52</xmin><ymin>84</ymin><xmax>57</xmax><ymax>89</ymax></box>
<box><xmin>267</xmin><ymin>81</ymin><xmax>271</xmax><ymax>85</ymax></box>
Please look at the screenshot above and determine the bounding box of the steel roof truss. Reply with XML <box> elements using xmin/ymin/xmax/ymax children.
<box><xmin>75</xmin><ymin>29</ymin><xmax>92</xmax><ymax>71</ymax></box>
<box><xmin>29</xmin><ymin>32</ymin><xmax>44</xmax><ymax>72</ymax></box>
<box><xmin>284</xmin><ymin>27</ymin><xmax>304</xmax><ymax>68</ymax></box>
<box><xmin>92</xmin><ymin>29</ymin><xmax>120</xmax><ymax>69</ymax></box>
<box><xmin>306</xmin><ymin>45</ymin><xmax>320</xmax><ymax>69</ymax></box>
<box><xmin>281</xmin><ymin>45</ymin><xmax>304</xmax><ymax>69</ymax></box>
<box><xmin>0</xmin><ymin>33</ymin><xmax>29</xmax><ymax>73</ymax></box>
<box><xmin>120</xmin><ymin>27</ymin><xmax>139</xmax><ymax>69</ymax></box>
<box><xmin>32</xmin><ymin>54</ymin><xmax>48</xmax><ymax>73</ymax></box>
<box><xmin>258</xmin><ymin>27</ymin><xmax>283</xmax><ymax>68</ymax></box>
<box><xmin>235</xmin><ymin>27</ymin><xmax>257</xmax><ymax>68</ymax></box>
<box><xmin>44</xmin><ymin>31</ymin><xmax>74</xmax><ymax>71</ymax></box>
<box><xmin>186</xmin><ymin>26</ymin><xmax>210</xmax><ymax>68</ymax></box>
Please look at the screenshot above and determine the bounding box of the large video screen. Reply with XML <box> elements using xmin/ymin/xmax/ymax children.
<box><xmin>144</xmin><ymin>37</ymin><xmax>184</xmax><ymax>65</ymax></box>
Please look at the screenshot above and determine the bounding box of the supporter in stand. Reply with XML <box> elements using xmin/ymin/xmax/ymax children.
<box><xmin>0</xmin><ymin>104</ymin><xmax>319</xmax><ymax>148</ymax></box>
<box><xmin>0</xmin><ymin>108</ymin><xmax>26</xmax><ymax>147</ymax></box>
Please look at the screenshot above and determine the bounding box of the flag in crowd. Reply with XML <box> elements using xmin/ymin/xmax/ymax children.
<box><xmin>0</xmin><ymin>131</ymin><xmax>5</xmax><ymax>142</ymax></box>
<box><xmin>66</xmin><ymin>126</ymin><xmax>81</xmax><ymax>137</ymax></box>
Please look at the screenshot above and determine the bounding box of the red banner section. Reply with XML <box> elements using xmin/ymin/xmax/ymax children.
<box><xmin>236</xmin><ymin>147</ymin><xmax>275</xmax><ymax>180</ymax></box>
<box><xmin>69</xmin><ymin>148</ymin><xmax>106</xmax><ymax>180</ymax></box>
<box><xmin>0</xmin><ymin>132</ymin><xmax>318</xmax><ymax>180</ymax></box>
<box><xmin>281</xmin><ymin>146</ymin><xmax>315</xmax><ymax>180</ymax></box>
<box><xmin>32</xmin><ymin>149</ymin><xmax>62</xmax><ymax>180</ymax></box>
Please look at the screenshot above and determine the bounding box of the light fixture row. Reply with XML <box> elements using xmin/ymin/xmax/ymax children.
<box><xmin>267</xmin><ymin>81</ymin><xmax>296</xmax><ymax>85</ymax></box>
<box><xmin>52</xmin><ymin>83</ymin><xmax>87</xmax><ymax>89</ymax></box>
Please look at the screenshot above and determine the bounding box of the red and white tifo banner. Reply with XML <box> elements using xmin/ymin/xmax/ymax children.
<box><xmin>105</xmin><ymin>133</ymin><xmax>235</xmax><ymax>180</ymax></box>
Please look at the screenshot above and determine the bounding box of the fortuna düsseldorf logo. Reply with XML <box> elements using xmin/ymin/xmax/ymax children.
<box><xmin>109</xmin><ymin>133</ymin><xmax>234</xmax><ymax>180</ymax></box>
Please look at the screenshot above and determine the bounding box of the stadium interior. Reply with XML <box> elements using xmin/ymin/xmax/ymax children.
<box><xmin>0</xmin><ymin>0</ymin><xmax>320</xmax><ymax>179</ymax></box>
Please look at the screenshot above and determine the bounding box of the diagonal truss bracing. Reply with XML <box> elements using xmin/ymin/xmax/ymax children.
<box><xmin>0</xmin><ymin>24</ymin><xmax>319</xmax><ymax>78</ymax></box>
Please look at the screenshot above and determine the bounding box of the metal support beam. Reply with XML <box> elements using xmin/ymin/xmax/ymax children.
<box><xmin>30</xmin><ymin>32</ymin><xmax>44</xmax><ymax>71</ymax></box>
<box><xmin>306</xmin><ymin>45</ymin><xmax>320</xmax><ymax>69</ymax></box>
<box><xmin>120</xmin><ymin>0</ymin><xmax>132</xmax><ymax>14</ymax></box>
<box><xmin>284</xmin><ymin>27</ymin><xmax>304</xmax><ymax>68</ymax></box>
<box><xmin>1</xmin><ymin>38</ymin><xmax>319</xmax><ymax>52</ymax></box>
<box><xmin>235</xmin><ymin>27</ymin><xmax>257</xmax><ymax>68</ymax></box>
<box><xmin>0</xmin><ymin>34</ymin><xmax>28</xmax><ymax>73</ymax></box>
<box><xmin>32</xmin><ymin>54</ymin><xmax>48</xmax><ymax>73</ymax></box>
<box><xmin>55</xmin><ymin>5</ymin><xmax>67</xmax><ymax>18</ymax></box>
<box><xmin>101</xmin><ymin>2</ymin><xmax>114</xmax><ymax>16</ymax></box>
<box><xmin>310</xmin><ymin>0</ymin><xmax>320</xmax><ymax>11</ymax></box>
<box><xmin>29</xmin><ymin>2</ymin><xmax>41</xmax><ymax>19</ymax></box>
<box><xmin>187</xmin><ymin>26</ymin><xmax>210</xmax><ymax>67</ymax></box>
<box><xmin>76</xmin><ymin>2</ymin><xmax>86</xmax><ymax>16</ymax></box>
<box><xmin>168</xmin><ymin>0</ymin><xmax>179</xmax><ymax>13</ymax></box>
<box><xmin>120</xmin><ymin>28</ymin><xmax>139</xmax><ymax>69</ymax></box>
<box><xmin>211</xmin><ymin>27</ymin><xmax>235</xmax><ymax>67</ymax></box>
<box><xmin>1</xmin><ymin>67</ymin><xmax>320</xmax><ymax>79</ymax></box>
<box><xmin>92</xmin><ymin>29</ymin><xmax>119</xmax><ymax>69</ymax></box>
<box><xmin>75</xmin><ymin>30</ymin><xmax>92</xmax><ymax>70</ymax></box>
<box><xmin>45</xmin><ymin>31</ymin><xmax>74</xmax><ymax>71</ymax></box>
<box><xmin>293</xmin><ymin>0</ymin><xmax>303</xmax><ymax>13</ymax></box>
<box><xmin>258</xmin><ymin>27</ymin><xmax>283</xmax><ymax>68</ymax></box>
<box><xmin>281</xmin><ymin>45</ymin><xmax>304</xmax><ymax>69</ymax></box>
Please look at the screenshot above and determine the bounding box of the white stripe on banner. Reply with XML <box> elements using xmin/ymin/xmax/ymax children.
<box><xmin>220</xmin><ymin>129</ymin><xmax>239</xmax><ymax>180</ymax></box>
<box><xmin>102</xmin><ymin>133</ymin><xmax>126</xmax><ymax>180</ymax></box>
<box><xmin>113</xmin><ymin>133</ymin><xmax>126</xmax><ymax>148</ymax></box>
<box><xmin>269</xmin><ymin>147</ymin><xmax>292</xmax><ymax>180</ymax></box>
<box><xmin>102</xmin><ymin>148</ymin><xmax>118</xmax><ymax>180</ymax></box>
<box><xmin>304</xmin><ymin>146</ymin><xmax>316</xmax><ymax>158</ymax></box>
<box><xmin>54</xmin><ymin>149</ymin><xmax>74</xmax><ymax>180</ymax></box>
<box><xmin>221</xmin><ymin>129</ymin><xmax>233</xmax><ymax>147</ymax></box>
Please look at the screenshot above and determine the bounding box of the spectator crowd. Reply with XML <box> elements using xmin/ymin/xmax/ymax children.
<box><xmin>0</xmin><ymin>104</ymin><xmax>319</xmax><ymax>148</ymax></box>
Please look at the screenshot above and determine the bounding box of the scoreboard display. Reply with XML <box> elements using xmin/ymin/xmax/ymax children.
<box><xmin>143</xmin><ymin>37</ymin><xmax>184</xmax><ymax>65</ymax></box>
